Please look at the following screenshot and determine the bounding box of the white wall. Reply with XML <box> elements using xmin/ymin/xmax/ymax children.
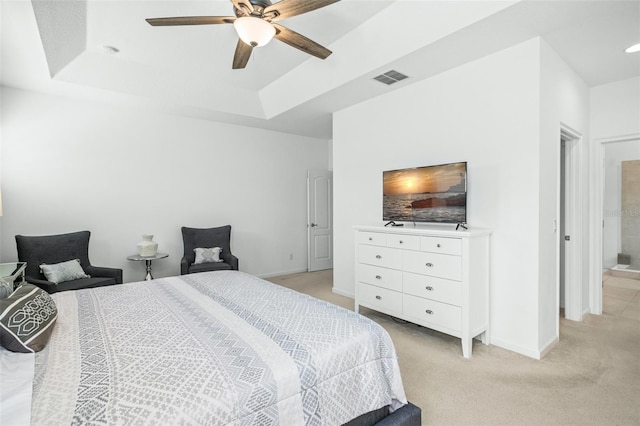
<box><xmin>538</xmin><ymin>40</ymin><xmax>589</xmax><ymax>344</ymax></box>
<box><xmin>334</xmin><ymin>38</ymin><xmax>545</xmax><ymax>357</ymax></box>
<box><xmin>591</xmin><ymin>77</ymin><xmax>640</xmax><ymax>140</ymax></box>
<box><xmin>0</xmin><ymin>87</ymin><xmax>329</xmax><ymax>281</ymax></box>
<box><xmin>333</xmin><ymin>37</ymin><xmax>590</xmax><ymax>358</ymax></box>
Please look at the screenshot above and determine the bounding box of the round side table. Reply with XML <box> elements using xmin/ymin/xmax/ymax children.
<box><xmin>127</xmin><ymin>253</ymin><xmax>169</xmax><ymax>281</ymax></box>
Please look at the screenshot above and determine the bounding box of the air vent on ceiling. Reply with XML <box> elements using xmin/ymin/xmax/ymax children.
<box><xmin>373</xmin><ymin>70</ymin><xmax>409</xmax><ymax>85</ymax></box>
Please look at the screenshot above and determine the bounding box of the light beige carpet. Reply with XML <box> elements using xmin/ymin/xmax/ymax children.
<box><xmin>268</xmin><ymin>270</ymin><xmax>640</xmax><ymax>426</ymax></box>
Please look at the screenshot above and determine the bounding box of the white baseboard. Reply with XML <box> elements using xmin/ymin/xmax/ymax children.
<box><xmin>539</xmin><ymin>336</ymin><xmax>559</xmax><ymax>358</ymax></box>
<box><xmin>257</xmin><ymin>268</ymin><xmax>308</xmax><ymax>279</ymax></box>
<box><xmin>490</xmin><ymin>337</ymin><xmax>543</xmax><ymax>360</ymax></box>
<box><xmin>332</xmin><ymin>287</ymin><xmax>354</xmax><ymax>299</ymax></box>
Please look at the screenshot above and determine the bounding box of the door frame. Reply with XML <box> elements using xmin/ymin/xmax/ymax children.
<box><xmin>559</xmin><ymin>125</ymin><xmax>583</xmax><ymax>321</ymax></box>
<box><xmin>590</xmin><ymin>132</ymin><xmax>640</xmax><ymax>315</ymax></box>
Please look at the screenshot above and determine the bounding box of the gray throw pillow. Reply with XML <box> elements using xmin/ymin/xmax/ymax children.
<box><xmin>0</xmin><ymin>283</ymin><xmax>58</xmax><ymax>353</ymax></box>
<box><xmin>40</xmin><ymin>259</ymin><xmax>90</xmax><ymax>284</ymax></box>
<box><xmin>194</xmin><ymin>247</ymin><xmax>223</xmax><ymax>264</ymax></box>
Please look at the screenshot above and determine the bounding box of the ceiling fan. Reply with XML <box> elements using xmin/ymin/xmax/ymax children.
<box><xmin>146</xmin><ymin>0</ymin><xmax>340</xmax><ymax>69</ymax></box>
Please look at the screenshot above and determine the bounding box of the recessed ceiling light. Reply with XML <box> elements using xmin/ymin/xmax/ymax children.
<box><xmin>101</xmin><ymin>45</ymin><xmax>120</xmax><ymax>55</ymax></box>
<box><xmin>624</xmin><ymin>43</ymin><xmax>640</xmax><ymax>53</ymax></box>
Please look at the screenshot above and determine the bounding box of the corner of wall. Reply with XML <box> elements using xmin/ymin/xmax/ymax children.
<box><xmin>538</xmin><ymin>35</ymin><xmax>590</xmax><ymax>349</ymax></box>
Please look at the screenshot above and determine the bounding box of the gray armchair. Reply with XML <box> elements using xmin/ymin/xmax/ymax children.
<box><xmin>181</xmin><ymin>225</ymin><xmax>239</xmax><ymax>275</ymax></box>
<box><xmin>15</xmin><ymin>231</ymin><xmax>123</xmax><ymax>294</ymax></box>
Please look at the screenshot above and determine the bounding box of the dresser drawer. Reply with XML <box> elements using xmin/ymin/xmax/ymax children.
<box><xmin>359</xmin><ymin>245</ymin><xmax>402</xmax><ymax>269</ymax></box>
<box><xmin>403</xmin><ymin>294</ymin><xmax>462</xmax><ymax>331</ymax></box>
<box><xmin>358</xmin><ymin>231</ymin><xmax>387</xmax><ymax>247</ymax></box>
<box><xmin>403</xmin><ymin>272</ymin><xmax>462</xmax><ymax>306</ymax></box>
<box><xmin>421</xmin><ymin>236</ymin><xmax>462</xmax><ymax>255</ymax></box>
<box><xmin>358</xmin><ymin>264</ymin><xmax>402</xmax><ymax>292</ymax></box>
<box><xmin>358</xmin><ymin>283</ymin><xmax>402</xmax><ymax>314</ymax></box>
<box><xmin>403</xmin><ymin>250</ymin><xmax>462</xmax><ymax>281</ymax></box>
<box><xmin>387</xmin><ymin>234</ymin><xmax>420</xmax><ymax>250</ymax></box>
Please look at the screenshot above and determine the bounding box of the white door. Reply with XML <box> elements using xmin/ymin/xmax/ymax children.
<box><xmin>562</xmin><ymin>133</ymin><xmax>583</xmax><ymax>321</ymax></box>
<box><xmin>307</xmin><ymin>170</ymin><xmax>332</xmax><ymax>271</ymax></box>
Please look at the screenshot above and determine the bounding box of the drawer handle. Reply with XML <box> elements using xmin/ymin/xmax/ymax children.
<box><xmin>399</xmin><ymin>240</ymin><xmax>403</xmax><ymax>244</ymax></box>
<box><xmin>375</xmin><ymin>275</ymin><xmax>382</xmax><ymax>279</ymax></box>
<box><xmin>425</xmin><ymin>309</ymin><xmax>434</xmax><ymax>315</ymax></box>
<box><xmin>376</xmin><ymin>255</ymin><xmax>382</xmax><ymax>259</ymax></box>
<box><xmin>375</xmin><ymin>295</ymin><xmax>382</xmax><ymax>300</ymax></box>
<box><xmin>369</xmin><ymin>237</ymin><xmax>373</xmax><ymax>241</ymax></box>
<box><xmin>437</xmin><ymin>243</ymin><xmax>441</xmax><ymax>248</ymax></box>
<box><xmin>425</xmin><ymin>286</ymin><xmax>433</xmax><ymax>291</ymax></box>
<box><xmin>425</xmin><ymin>262</ymin><xmax>434</xmax><ymax>267</ymax></box>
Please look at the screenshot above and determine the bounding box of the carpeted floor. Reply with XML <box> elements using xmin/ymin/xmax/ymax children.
<box><xmin>268</xmin><ymin>270</ymin><xmax>640</xmax><ymax>425</ymax></box>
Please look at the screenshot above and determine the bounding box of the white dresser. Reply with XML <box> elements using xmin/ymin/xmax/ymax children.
<box><xmin>354</xmin><ymin>225</ymin><xmax>491</xmax><ymax>358</ymax></box>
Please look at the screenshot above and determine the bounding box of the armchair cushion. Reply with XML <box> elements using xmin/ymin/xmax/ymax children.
<box><xmin>53</xmin><ymin>277</ymin><xmax>118</xmax><ymax>293</ymax></box>
<box><xmin>193</xmin><ymin>247</ymin><xmax>223</xmax><ymax>264</ymax></box>
<box><xmin>188</xmin><ymin>261</ymin><xmax>234</xmax><ymax>274</ymax></box>
<box><xmin>40</xmin><ymin>259</ymin><xmax>89</xmax><ymax>284</ymax></box>
<box><xmin>83</xmin><ymin>265</ymin><xmax>122</xmax><ymax>283</ymax></box>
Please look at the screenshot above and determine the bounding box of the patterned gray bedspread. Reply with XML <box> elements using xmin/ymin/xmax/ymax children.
<box><xmin>32</xmin><ymin>271</ymin><xmax>406</xmax><ymax>425</ymax></box>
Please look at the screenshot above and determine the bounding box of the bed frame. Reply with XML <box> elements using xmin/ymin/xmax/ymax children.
<box><xmin>346</xmin><ymin>402</ymin><xmax>422</xmax><ymax>426</ymax></box>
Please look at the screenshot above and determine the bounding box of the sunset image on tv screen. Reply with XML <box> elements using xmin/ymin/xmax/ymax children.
<box><xmin>383</xmin><ymin>162</ymin><xmax>466</xmax><ymax>194</ymax></box>
<box><xmin>383</xmin><ymin>162</ymin><xmax>467</xmax><ymax>223</ymax></box>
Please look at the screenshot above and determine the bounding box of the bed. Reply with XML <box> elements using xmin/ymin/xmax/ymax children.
<box><xmin>1</xmin><ymin>271</ymin><xmax>420</xmax><ymax>425</ymax></box>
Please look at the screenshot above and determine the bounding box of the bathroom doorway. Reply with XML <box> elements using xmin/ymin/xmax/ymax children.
<box><xmin>603</xmin><ymin>141</ymin><xmax>640</xmax><ymax>279</ymax></box>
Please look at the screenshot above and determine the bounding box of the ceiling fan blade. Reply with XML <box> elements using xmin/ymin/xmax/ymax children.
<box><xmin>230</xmin><ymin>0</ymin><xmax>254</xmax><ymax>16</ymax></box>
<box><xmin>264</xmin><ymin>0</ymin><xmax>339</xmax><ymax>22</ymax></box>
<box><xmin>146</xmin><ymin>16</ymin><xmax>235</xmax><ymax>26</ymax></box>
<box><xmin>232</xmin><ymin>39</ymin><xmax>253</xmax><ymax>69</ymax></box>
<box><xmin>273</xmin><ymin>24</ymin><xmax>331</xmax><ymax>59</ymax></box>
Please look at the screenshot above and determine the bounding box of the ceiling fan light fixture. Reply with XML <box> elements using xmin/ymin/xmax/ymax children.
<box><xmin>233</xmin><ymin>16</ymin><xmax>275</xmax><ymax>47</ymax></box>
<box><xmin>624</xmin><ymin>43</ymin><xmax>640</xmax><ymax>53</ymax></box>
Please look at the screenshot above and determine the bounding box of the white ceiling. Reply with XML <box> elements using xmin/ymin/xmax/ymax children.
<box><xmin>2</xmin><ymin>0</ymin><xmax>639</xmax><ymax>139</ymax></box>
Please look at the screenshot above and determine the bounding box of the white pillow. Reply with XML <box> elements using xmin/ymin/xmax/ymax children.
<box><xmin>40</xmin><ymin>259</ymin><xmax>90</xmax><ymax>284</ymax></box>
<box><xmin>193</xmin><ymin>247</ymin><xmax>223</xmax><ymax>264</ymax></box>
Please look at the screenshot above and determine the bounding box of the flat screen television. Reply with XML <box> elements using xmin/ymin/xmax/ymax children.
<box><xmin>383</xmin><ymin>161</ymin><xmax>467</xmax><ymax>224</ymax></box>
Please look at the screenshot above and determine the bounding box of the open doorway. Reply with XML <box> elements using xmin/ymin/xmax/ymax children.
<box><xmin>603</xmin><ymin>140</ymin><xmax>640</xmax><ymax>278</ymax></box>
<box><xmin>591</xmin><ymin>134</ymin><xmax>640</xmax><ymax>316</ymax></box>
